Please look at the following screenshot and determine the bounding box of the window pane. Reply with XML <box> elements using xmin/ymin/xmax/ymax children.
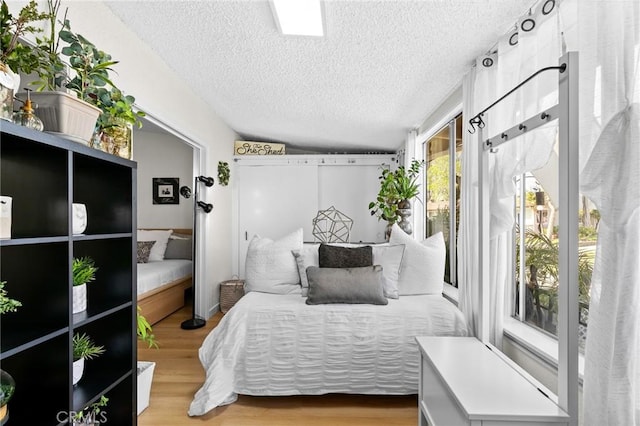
<box><xmin>514</xmin><ymin>172</ymin><xmax>597</xmax><ymax>352</ymax></box>
<box><xmin>426</xmin><ymin>124</ymin><xmax>451</xmax><ymax>283</ymax></box>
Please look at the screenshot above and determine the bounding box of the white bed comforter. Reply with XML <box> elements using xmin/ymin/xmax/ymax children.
<box><xmin>188</xmin><ymin>292</ymin><xmax>468</xmax><ymax>416</ymax></box>
<box><xmin>136</xmin><ymin>259</ymin><xmax>192</xmax><ymax>296</ymax></box>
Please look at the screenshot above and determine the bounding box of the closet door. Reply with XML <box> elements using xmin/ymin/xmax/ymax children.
<box><xmin>237</xmin><ymin>165</ymin><xmax>318</xmax><ymax>276</ymax></box>
<box><xmin>318</xmin><ymin>164</ymin><xmax>387</xmax><ymax>243</ymax></box>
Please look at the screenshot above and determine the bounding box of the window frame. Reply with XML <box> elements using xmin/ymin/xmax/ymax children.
<box><xmin>420</xmin><ymin>112</ymin><xmax>461</xmax><ymax>287</ymax></box>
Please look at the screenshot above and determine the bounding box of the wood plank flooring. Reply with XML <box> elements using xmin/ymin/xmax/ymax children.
<box><xmin>137</xmin><ymin>306</ymin><xmax>418</xmax><ymax>425</ymax></box>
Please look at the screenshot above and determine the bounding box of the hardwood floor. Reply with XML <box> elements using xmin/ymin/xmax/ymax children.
<box><xmin>137</xmin><ymin>306</ymin><xmax>418</xmax><ymax>425</ymax></box>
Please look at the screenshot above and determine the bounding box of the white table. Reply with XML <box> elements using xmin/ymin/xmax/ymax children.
<box><xmin>416</xmin><ymin>336</ymin><xmax>570</xmax><ymax>426</ymax></box>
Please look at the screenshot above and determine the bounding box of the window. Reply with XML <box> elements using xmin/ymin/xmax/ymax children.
<box><xmin>513</xmin><ymin>167</ymin><xmax>598</xmax><ymax>352</ymax></box>
<box><xmin>424</xmin><ymin>114</ymin><xmax>462</xmax><ymax>286</ymax></box>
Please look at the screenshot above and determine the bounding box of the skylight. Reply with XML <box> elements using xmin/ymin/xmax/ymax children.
<box><xmin>271</xmin><ymin>0</ymin><xmax>324</xmax><ymax>37</ymax></box>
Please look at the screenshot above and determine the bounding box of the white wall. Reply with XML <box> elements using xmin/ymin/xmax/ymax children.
<box><xmin>134</xmin><ymin>130</ymin><xmax>193</xmax><ymax>229</ymax></box>
<box><xmin>56</xmin><ymin>1</ymin><xmax>239</xmax><ymax>317</ymax></box>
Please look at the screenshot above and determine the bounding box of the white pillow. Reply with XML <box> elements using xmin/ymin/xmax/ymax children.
<box><xmin>389</xmin><ymin>224</ymin><xmax>445</xmax><ymax>295</ymax></box>
<box><xmin>292</xmin><ymin>244</ymin><xmax>320</xmax><ymax>297</ymax></box>
<box><xmin>244</xmin><ymin>228</ymin><xmax>303</xmax><ymax>294</ymax></box>
<box><xmin>137</xmin><ymin>229</ymin><xmax>173</xmax><ymax>262</ymax></box>
<box><xmin>371</xmin><ymin>244</ymin><xmax>405</xmax><ymax>299</ymax></box>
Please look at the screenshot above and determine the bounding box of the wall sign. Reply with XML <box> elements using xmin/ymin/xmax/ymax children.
<box><xmin>234</xmin><ymin>141</ymin><xmax>285</xmax><ymax>156</ymax></box>
<box><xmin>152</xmin><ymin>177</ymin><xmax>179</xmax><ymax>204</ymax></box>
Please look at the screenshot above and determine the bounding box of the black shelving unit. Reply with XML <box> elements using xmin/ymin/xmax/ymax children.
<box><xmin>0</xmin><ymin>121</ymin><xmax>137</xmax><ymax>425</ymax></box>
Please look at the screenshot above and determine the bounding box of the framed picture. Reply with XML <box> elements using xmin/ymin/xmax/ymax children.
<box><xmin>153</xmin><ymin>177</ymin><xmax>179</xmax><ymax>204</ymax></box>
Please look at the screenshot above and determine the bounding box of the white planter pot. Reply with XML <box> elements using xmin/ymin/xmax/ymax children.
<box><xmin>72</xmin><ymin>203</ymin><xmax>88</xmax><ymax>235</ymax></box>
<box><xmin>73</xmin><ymin>357</ymin><xmax>85</xmax><ymax>385</ymax></box>
<box><xmin>137</xmin><ymin>361</ymin><xmax>156</xmax><ymax>415</ymax></box>
<box><xmin>0</xmin><ymin>66</ymin><xmax>19</xmax><ymax>121</ymax></box>
<box><xmin>17</xmin><ymin>91</ymin><xmax>101</xmax><ymax>144</ymax></box>
<box><xmin>0</xmin><ymin>196</ymin><xmax>12</xmax><ymax>239</ymax></box>
<box><xmin>73</xmin><ymin>284</ymin><xmax>87</xmax><ymax>314</ymax></box>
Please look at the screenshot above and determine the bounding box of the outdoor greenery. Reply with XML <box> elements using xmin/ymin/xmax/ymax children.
<box><xmin>369</xmin><ymin>159</ymin><xmax>425</xmax><ymax>224</ymax></box>
<box><xmin>517</xmin><ymin>228</ymin><xmax>596</xmax><ymax>333</ymax></box>
<box><xmin>72</xmin><ymin>332</ymin><xmax>105</xmax><ymax>361</ymax></box>
<box><xmin>72</xmin><ymin>256</ymin><xmax>98</xmax><ymax>287</ymax></box>
<box><xmin>0</xmin><ymin>281</ymin><xmax>21</xmax><ymax>314</ymax></box>
<box><xmin>137</xmin><ymin>306</ymin><xmax>158</xmax><ymax>349</ymax></box>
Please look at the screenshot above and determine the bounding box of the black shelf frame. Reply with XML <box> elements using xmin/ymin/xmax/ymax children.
<box><xmin>0</xmin><ymin>121</ymin><xmax>138</xmax><ymax>425</ymax></box>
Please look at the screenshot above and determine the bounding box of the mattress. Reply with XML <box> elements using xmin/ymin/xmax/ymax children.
<box><xmin>137</xmin><ymin>259</ymin><xmax>192</xmax><ymax>295</ymax></box>
<box><xmin>188</xmin><ymin>291</ymin><xmax>469</xmax><ymax>416</ymax></box>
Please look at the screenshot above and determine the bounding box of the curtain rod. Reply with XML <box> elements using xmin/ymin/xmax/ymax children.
<box><xmin>468</xmin><ymin>63</ymin><xmax>566</xmax><ymax>134</ymax></box>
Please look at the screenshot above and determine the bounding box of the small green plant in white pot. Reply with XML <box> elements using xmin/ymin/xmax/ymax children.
<box><xmin>0</xmin><ymin>280</ymin><xmax>20</xmax><ymax>422</ymax></box>
<box><xmin>72</xmin><ymin>256</ymin><xmax>97</xmax><ymax>314</ymax></box>
<box><xmin>73</xmin><ymin>395</ymin><xmax>108</xmax><ymax>426</ymax></box>
<box><xmin>72</xmin><ymin>332</ymin><xmax>104</xmax><ymax>386</ymax></box>
<box><xmin>137</xmin><ymin>307</ymin><xmax>157</xmax><ymax>415</ymax></box>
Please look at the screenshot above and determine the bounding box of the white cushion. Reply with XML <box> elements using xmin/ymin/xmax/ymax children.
<box><xmin>245</xmin><ymin>228</ymin><xmax>303</xmax><ymax>294</ymax></box>
<box><xmin>292</xmin><ymin>244</ymin><xmax>320</xmax><ymax>297</ymax></box>
<box><xmin>389</xmin><ymin>224</ymin><xmax>445</xmax><ymax>295</ymax></box>
<box><xmin>371</xmin><ymin>244</ymin><xmax>405</xmax><ymax>299</ymax></box>
<box><xmin>137</xmin><ymin>229</ymin><xmax>173</xmax><ymax>262</ymax></box>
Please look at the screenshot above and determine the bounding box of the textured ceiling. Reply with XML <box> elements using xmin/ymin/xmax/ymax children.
<box><xmin>105</xmin><ymin>0</ymin><xmax>532</xmax><ymax>152</ymax></box>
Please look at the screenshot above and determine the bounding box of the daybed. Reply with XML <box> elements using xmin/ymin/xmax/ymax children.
<box><xmin>137</xmin><ymin>229</ymin><xmax>193</xmax><ymax>325</ymax></box>
<box><xmin>188</xmin><ymin>225</ymin><xmax>469</xmax><ymax>416</ymax></box>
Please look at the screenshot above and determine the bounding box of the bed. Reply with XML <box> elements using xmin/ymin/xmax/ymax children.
<box><xmin>137</xmin><ymin>228</ymin><xmax>193</xmax><ymax>325</ymax></box>
<box><xmin>188</xmin><ymin>225</ymin><xmax>470</xmax><ymax>417</ymax></box>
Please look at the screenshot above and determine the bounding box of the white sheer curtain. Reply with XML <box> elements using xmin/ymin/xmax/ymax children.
<box><xmin>458</xmin><ymin>2</ymin><xmax>561</xmax><ymax>346</ymax></box>
<box><xmin>560</xmin><ymin>1</ymin><xmax>640</xmax><ymax>424</ymax></box>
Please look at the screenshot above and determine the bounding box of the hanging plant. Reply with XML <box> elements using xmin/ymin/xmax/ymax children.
<box><xmin>217</xmin><ymin>161</ymin><xmax>230</xmax><ymax>186</ymax></box>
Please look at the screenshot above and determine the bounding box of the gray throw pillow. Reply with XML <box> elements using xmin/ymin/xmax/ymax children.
<box><xmin>306</xmin><ymin>265</ymin><xmax>388</xmax><ymax>305</ymax></box>
<box><xmin>318</xmin><ymin>244</ymin><xmax>373</xmax><ymax>268</ymax></box>
<box><xmin>164</xmin><ymin>236</ymin><xmax>192</xmax><ymax>260</ymax></box>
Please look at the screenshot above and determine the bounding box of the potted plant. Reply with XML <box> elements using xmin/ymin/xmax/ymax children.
<box><xmin>73</xmin><ymin>395</ymin><xmax>108</xmax><ymax>426</ymax></box>
<box><xmin>137</xmin><ymin>306</ymin><xmax>157</xmax><ymax>415</ymax></box>
<box><xmin>72</xmin><ymin>256</ymin><xmax>98</xmax><ymax>314</ymax></box>
<box><xmin>93</xmin><ymin>86</ymin><xmax>145</xmax><ymax>159</ymax></box>
<box><xmin>0</xmin><ymin>280</ymin><xmax>21</xmax><ymax>314</ymax></box>
<box><xmin>0</xmin><ymin>280</ymin><xmax>20</xmax><ymax>422</ymax></box>
<box><xmin>0</xmin><ymin>0</ymin><xmax>47</xmax><ymax>121</ymax></box>
<box><xmin>369</xmin><ymin>159</ymin><xmax>425</xmax><ymax>238</ymax></box>
<box><xmin>19</xmin><ymin>1</ymin><xmax>103</xmax><ymax>144</ymax></box>
<box><xmin>72</xmin><ymin>332</ymin><xmax>105</xmax><ymax>385</ymax></box>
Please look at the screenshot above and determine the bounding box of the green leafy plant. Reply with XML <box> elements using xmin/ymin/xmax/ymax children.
<box><xmin>72</xmin><ymin>332</ymin><xmax>105</xmax><ymax>361</ymax></box>
<box><xmin>73</xmin><ymin>395</ymin><xmax>108</xmax><ymax>423</ymax></box>
<box><xmin>217</xmin><ymin>161</ymin><xmax>230</xmax><ymax>186</ymax></box>
<box><xmin>58</xmin><ymin>21</ymin><xmax>117</xmax><ymax>103</ymax></box>
<box><xmin>369</xmin><ymin>159</ymin><xmax>425</xmax><ymax>224</ymax></box>
<box><xmin>0</xmin><ymin>0</ymin><xmax>48</xmax><ymax>74</ymax></box>
<box><xmin>72</xmin><ymin>256</ymin><xmax>98</xmax><ymax>287</ymax></box>
<box><xmin>30</xmin><ymin>0</ymin><xmax>68</xmax><ymax>91</ymax></box>
<box><xmin>0</xmin><ymin>281</ymin><xmax>21</xmax><ymax>314</ymax></box>
<box><xmin>137</xmin><ymin>306</ymin><xmax>158</xmax><ymax>349</ymax></box>
<box><xmin>94</xmin><ymin>86</ymin><xmax>145</xmax><ymax>129</ymax></box>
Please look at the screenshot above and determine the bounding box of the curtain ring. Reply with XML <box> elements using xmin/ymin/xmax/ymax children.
<box><xmin>542</xmin><ymin>0</ymin><xmax>555</xmax><ymax>15</ymax></box>
<box><xmin>521</xmin><ymin>18</ymin><xmax>536</xmax><ymax>32</ymax></box>
<box><xmin>482</xmin><ymin>57</ymin><xmax>494</xmax><ymax>67</ymax></box>
<box><xmin>509</xmin><ymin>32</ymin><xmax>519</xmax><ymax>46</ymax></box>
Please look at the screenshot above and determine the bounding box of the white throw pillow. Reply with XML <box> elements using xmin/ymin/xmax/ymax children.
<box><xmin>389</xmin><ymin>224</ymin><xmax>445</xmax><ymax>295</ymax></box>
<box><xmin>372</xmin><ymin>244</ymin><xmax>405</xmax><ymax>299</ymax></box>
<box><xmin>292</xmin><ymin>243</ymin><xmax>320</xmax><ymax>297</ymax></box>
<box><xmin>137</xmin><ymin>229</ymin><xmax>173</xmax><ymax>262</ymax></box>
<box><xmin>245</xmin><ymin>228</ymin><xmax>303</xmax><ymax>294</ymax></box>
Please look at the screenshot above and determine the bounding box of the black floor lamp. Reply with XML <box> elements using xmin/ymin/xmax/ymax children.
<box><xmin>179</xmin><ymin>175</ymin><xmax>214</xmax><ymax>330</ymax></box>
